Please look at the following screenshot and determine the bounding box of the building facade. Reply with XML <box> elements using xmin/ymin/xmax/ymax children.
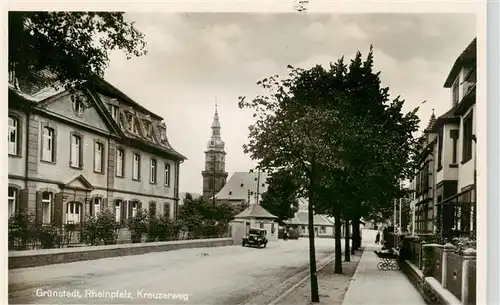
<box><xmin>411</xmin><ymin>38</ymin><xmax>476</xmax><ymax>239</ymax></box>
<box><xmin>214</xmin><ymin>171</ymin><xmax>269</xmax><ymax>205</ymax></box>
<box><xmin>8</xmin><ymin>72</ymin><xmax>187</xmax><ymax>230</ymax></box>
<box><xmin>202</xmin><ymin>106</ymin><xmax>228</xmax><ymax>200</ymax></box>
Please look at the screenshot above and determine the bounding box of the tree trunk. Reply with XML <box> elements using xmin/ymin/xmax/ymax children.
<box><xmin>351</xmin><ymin>216</ymin><xmax>360</xmax><ymax>252</ymax></box>
<box><xmin>344</xmin><ymin>219</ymin><xmax>351</xmax><ymax>262</ymax></box>
<box><xmin>334</xmin><ymin>211</ymin><xmax>343</xmax><ymax>274</ymax></box>
<box><xmin>308</xmin><ymin>164</ymin><xmax>319</xmax><ymax>303</ymax></box>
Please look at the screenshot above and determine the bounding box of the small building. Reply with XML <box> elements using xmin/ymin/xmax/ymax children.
<box><xmin>286</xmin><ymin>211</ymin><xmax>336</xmax><ymax>238</ymax></box>
<box><xmin>231</xmin><ymin>201</ymin><xmax>278</xmax><ymax>245</ymax></box>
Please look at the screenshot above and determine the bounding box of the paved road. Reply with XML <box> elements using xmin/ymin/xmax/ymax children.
<box><xmin>9</xmin><ymin>238</ymin><xmax>339</xmax><ymax>304</ymax></box>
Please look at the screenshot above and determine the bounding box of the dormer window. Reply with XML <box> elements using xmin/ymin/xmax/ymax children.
<box><xmin>110</xmin><ymin>105</ymin><xmax>118</xmax><ymax>120</ymax></box>
<box><xmin>144</xmin><ymin>121</ymin><xmax>152</xmax><ymax>137</ymax></box>
<box><xmin>126</xmin><ymin>112</ymin><xmax>134</xmax><ymax>131</ymax></box>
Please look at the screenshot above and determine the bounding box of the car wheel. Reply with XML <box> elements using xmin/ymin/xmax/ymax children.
<box><xmin>256</xmin><ymin>242</ymin><xmax>261</xmax><ymax>248</ymax></box>
<box><xmin>263</xmin><ymin>243</ymin><xmax>267</xmax><ymax>248</ymax></box>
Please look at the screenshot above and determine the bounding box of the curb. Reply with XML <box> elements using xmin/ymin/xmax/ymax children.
<box><xmin>267</xmin><ymin>255</ymin><xmax>335</xmax><ymax>305</ymax></box>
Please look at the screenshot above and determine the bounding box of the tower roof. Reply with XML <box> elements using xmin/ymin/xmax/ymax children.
<box><xmin>207</xmin><ymin>101</ymin><xmax>225</xmax><ymax>151</ymax></box>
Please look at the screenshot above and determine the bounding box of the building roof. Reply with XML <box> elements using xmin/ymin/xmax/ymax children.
<box><xmin>234</xmin><ymin>204</ymin><xmax>278</xmax><ymax>219</ymax></box>
<box><xmin>9</xmin><ymin>69</ymin><xmax>187</xmax><ymax>161</ymax></box>
<box><xmin>214</xmin><ymin>171</ymin><xmax>269</xmax><ymax>201</ymax></box>
<box><xmin>286</xmin><ymin>211</ymin><xmax>335</xmax><ymax>226</ymax></box>
<box><xmin>444</xmin><ymin>38</ymin><xmax>477</xmax><ymax>88</ymax></box>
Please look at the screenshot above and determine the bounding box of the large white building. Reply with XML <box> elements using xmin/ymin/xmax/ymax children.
<box><xmin>411</xmin><ymin>37</ymin><xmax>476</xmax><ymax>239</ymax></box>
<box><xmin>8</xmin><ymin>70</ymin><xmax>186</xmax><ymax>242</ymax></box>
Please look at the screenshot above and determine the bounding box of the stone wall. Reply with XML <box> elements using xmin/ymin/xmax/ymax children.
<box><xmin>9</xmin><ymin>238</ymin><xmax>233</xmax><ymax>269</ymax></box>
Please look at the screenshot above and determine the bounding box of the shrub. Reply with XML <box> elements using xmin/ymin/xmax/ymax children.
<box><xmin>8</xmin><ymin>212</ymin><xmax>36</xmax><ymax>250</ymax></box>
<box><xmin>288</xmin><ymin>228</ymin><xmax>300</xmax><ymax>239</ymax></box>
<box><xmin>39</xmin><ymin>225</ymin><xmax>59</xmax><ymax>249</ymax></box>
<box><xmin>81</xmin><ymin>209</ymin><xmax>119</xmax><ymax>246</ymax></box>
<box><xmin>451</xmin><ymin>236</ymin><xmax>476</xmax><ymax>254</ymax></box>
<box><xmin>127</xmin><ymin>209</ymin><xmax>148</xmax><ymax>243</ymax></box>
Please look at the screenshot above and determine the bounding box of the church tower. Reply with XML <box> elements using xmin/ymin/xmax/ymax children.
<box><xmin>202</xmin><ymin>102</ymin><xmax>228</xmax><ymax>201</ymax></box>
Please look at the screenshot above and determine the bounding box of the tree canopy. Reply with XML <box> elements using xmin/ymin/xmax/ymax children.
<box><xmin>8</xmin><ymin>12</ymin><xmax>147</xmax><ymax>89</ymax></box>
<box><xmin>260</xmin><ymin>169</ymin><xmax>300</xmax><ymax>225</ymax></box>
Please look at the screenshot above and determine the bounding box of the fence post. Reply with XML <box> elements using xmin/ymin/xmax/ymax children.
<box><xmin>422</xmin><ymin>243</ymin><xmax>435</xmax><ymax>277</ymax></box>
<box><xmin>461</xmin><ymin>248</ymin><xmax>477</xmax><ymax>305</ymax></box>
<box><xmin>442</xmin><ymin>243</ymin><xmax>456</xmax><ymax>289</ymax></box>
<box><xmin>419</xmin><ymin>240</ymin><xmax>426</xmax><ymax>270</ymax></box>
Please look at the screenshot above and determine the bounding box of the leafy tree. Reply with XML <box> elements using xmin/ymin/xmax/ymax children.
<box><xmin>260</xmin><ymin>169</ymin><xmax>300</xmax><ymax>225</ymax></box>
<box><xmin>8</xmin><ymin>12</ymin><xmax>147</xmax><ymax>89</ymax></box>
<box><xmin>238</xmin><ymin>67</ymin><xmax>341</xmax><ymax>303</ymax></box>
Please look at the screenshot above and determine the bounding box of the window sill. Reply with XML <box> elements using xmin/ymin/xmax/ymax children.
<box><xmin>115</xmin><ymin>175</ymin><xmax>125</xmax><ymax>179</ymax></box>
<box><xmin>149</xmin><ymin>181</ymin><xmax>157</xmax><ymax>185</ymax></box>
<box><xmin>132</xmin><ymin>178</ymin><xmax>141</xmax><ymax>182</ymax></box>
<box><xmin>449</xmin><ymin>164</ymin><xmax>459</xmax><ymax>168</ymax></box>
<box><xmin>70</xmin><ymin>165</ymin><xmax>83</xmax><ymax>170</ymax></box>
<box><xmin>9</xmin><ymin>153</ymin><xmax>22</xmax><ymax>158</ymax></box>
<box><xmin>40</xmin><ymin>159</ymin><xmax>56</xmax><ymax>165</ymax></box>
<box><xmin>94</xmin><ymin>170</ymin><xmax>106</xmax><ymax>175</ymax></box>
<box><xmin>461</xmin><ymin>158</ymin><xmax>472</xmax><ymax>165</ymax></box>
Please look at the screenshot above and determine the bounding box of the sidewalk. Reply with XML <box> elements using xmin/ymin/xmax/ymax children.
<box><xmin>341</xmin><ymin>242</ymin><xmax>426</xmax><ymax>305</ymax></box>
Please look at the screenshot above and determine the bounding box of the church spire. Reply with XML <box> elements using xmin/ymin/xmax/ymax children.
<box><xmin>211</xmin><ymin>96</ymin><xmax>221</xmax><ymax>134</ymax></box>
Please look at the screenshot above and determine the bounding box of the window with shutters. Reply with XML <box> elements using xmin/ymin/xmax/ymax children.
<box><xmin>41</xmin><ymin>126</ymin><xmax>55</xmax><ymax>162</ymax></box>
<box><xmin>94</xmin><ymin>197</ymin><xmax>102</xmax><ymax>215</ymax></box>
<box><xmin>116</xmin><ymin>149</ymin><xmax>125</xmax><ymax>177</ymax></box>
<box><xmin>132</xmin><ymin>153</ymin><xmax>141</xmax><ymax>180</ymax></box>
<box><xmin>150</xmin><ymin>159</ymin><xmax>157</xmax><ymax>184</ymax></box>
<box><xmin>149</xmin><ymin>202</ymin><xmax>156</xmax><ymax>218</ymax></box>
<box><xmin>115</xmin><ymin>200</ymin><xmax>122</xmax><ymax>222</ymax></box>
<box><xmin>66</xmin><ymin>202</ymin><xmax>82</xmax><ymax>224</ymax></box>
<box><xmin>70</xmin><ymin>133</ymin><xmax>83</xmax><ymax>168</ymax></box>
<box><xmin>8</xmin><ymin>116</ymin><xmax>19</xmax><ymax>155</ymax></box>
<box><xmin>42</xmin><ymin>192</ymin><xmax>52</xmax><ymax>224</ymax></box>
<box><xmin>8</xmin><ymin>187</ymin><xmax>17</xmax><ymax>217</ymax></box>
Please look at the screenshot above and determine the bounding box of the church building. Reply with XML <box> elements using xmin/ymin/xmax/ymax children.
<box><xmin>202</xmin><ymin>104</ymin><xmax>228</xmax><ymax>201</ymax></box>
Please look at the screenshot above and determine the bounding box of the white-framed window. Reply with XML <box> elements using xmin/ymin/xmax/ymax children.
<box><xmin>115</xmin><ymin>200</ymin><xmax>121</xmax><ymax>222</ymax></box>
<box><xmin>132</xmin><ymin>153</ymin><xmax>141</xmax><ymax>180</ymax></box>
<box><xmin>94</xmin><ymin>197</ymin><xmax>102</xmax><ymax>215</ymax></box>
<box><xmin>150</xmin><ymin>159</ymin><xmax>157</xmax><ymax>183</ymax></box>
<box><xmin>132</xmin><ymin>201</ymin><xmax>138</xmax><ymax>217</ymax></box>
<box><xmin>42</xmin><ymin>192</ymin><xmax>52</xmax><ymax>224</ymax></box>
<box><xmin>110</xmin><ymin>105</ymin><xmax>118</xmax><ymax>120</ymax></box>
<box><xmin>41</xmin><ymin>127</ymin><xmax>55</xmax><ymax>162</ymax></box>
<box><xmin>320</xmin><ymin>226</ymin><xmax>326</xmax><ymax>234</ymax></box>
<box><xmin>164</xmin><ymin>163</ymin><xmax>171</xmax><ymax>186</ymax></box>
<box><xmin>94</xmin><ymin>142</ymin><xmax>103</xmax><ymax>172</ymax></box>
<box><xmin>116</xmin><ymin>149</ymin><xmax>124</xmax><ymax>177</ymax></box>
<box><xmin>70</xmin><ymin>134</ymin><xmax>82</xmax><ymax>167</ymax></box>
<box><xmin>8</xmin><ymin>187</ymin><xmax>17</xmax><ymax>217</ymax></box>
<box><xmin>144</xmin><ymin>121</ymin><xmax>152</xmax><ymax>137</ymax></box>
<box><xmin>8</xmin><ymin>116</ymin><xmax>19</xmax><ymax>155</ymax></box>
<box><xmin>73</xmin><ymin>99</ymin><xmax>85</xmax><ymax>116</ymax></box>
<box><xmin>66</xmin><ymin>202</ymin><xmax>81</xmax><ymax>224</ymax></box>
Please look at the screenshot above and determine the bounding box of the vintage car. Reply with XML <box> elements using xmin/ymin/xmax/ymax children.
<box><xmin>242</xmin><ymin>228</ymin><xmax>268</xmax><ymax>248</ymax></box>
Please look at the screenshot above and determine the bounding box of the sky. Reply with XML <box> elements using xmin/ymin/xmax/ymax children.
<box><xmin>103</xmin><ymin>12</ymin><xmax>476</xmax><ymax>194</ymax></box>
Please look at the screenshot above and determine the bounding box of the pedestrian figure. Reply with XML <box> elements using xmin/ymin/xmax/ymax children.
<box><xmin>283</xmin><ymin>230</ymin><xmax>288</xmax><ymax>241</ymax></box>
<box><xmin>375</xmin><ymin>231</ymin><xmax>380</xmax><ymax>244</ymax></box>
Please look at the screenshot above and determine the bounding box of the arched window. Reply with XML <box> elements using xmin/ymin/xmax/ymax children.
<box><xmin>66</xmin><ymin>202</ymin><xmax>82</xmax><ymax>224</ymax></box>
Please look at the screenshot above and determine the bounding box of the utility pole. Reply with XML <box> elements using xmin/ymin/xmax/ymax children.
<box><xmin>256</xmin><ymin>167</ymin><xmax>261</xmax><ymax>205</ymax></box>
